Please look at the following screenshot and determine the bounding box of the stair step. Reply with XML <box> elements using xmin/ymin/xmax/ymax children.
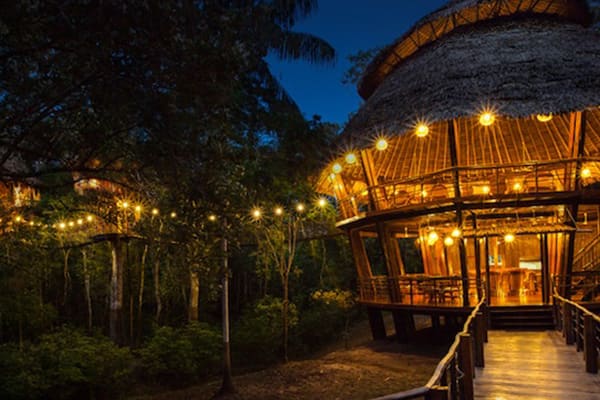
<box><xmin>489</xmin><ymin>306</ymin><xmax>554</xmax><ymax>330</ymax></box>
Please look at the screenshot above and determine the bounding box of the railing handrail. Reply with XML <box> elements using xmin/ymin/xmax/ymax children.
<box><xmin>553</xmin><ymin>289</ymin><xmax>600</xmax><ymax>324</ymax></box>
<box><xmin>371</xmin><ymin>294</ymin><xmax>486</xmax><ymax>400</ymax></box>
<box><xmin>573</xmin><ymin>234</ymin><xmax>600</xmax><ymax>265</ymax></box>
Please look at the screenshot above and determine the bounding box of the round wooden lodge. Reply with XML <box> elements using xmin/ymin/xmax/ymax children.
<box><xmin>317</xmin><ymin>0</ymin><xmax>600</xmax><ymax>338</ymax></box>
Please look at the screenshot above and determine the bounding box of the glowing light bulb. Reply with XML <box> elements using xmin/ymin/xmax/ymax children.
<box><xmin>427</xmin><ymin>231</ymin><xmax>439</xmax><ymax>246</ymax></box>
<box><xmin>317</xmin><ymin>198</ymin><xmax>327</xmax><ymax>208</ymax></box>
<box><xmin>252</xmin><ymin>208</ymin><xmax>262</xmax><ymax>219</ymax></box>
<box><xmin>134</xmin><ymin>205</ymin><xmax>142</xmax><ymax>212</ymax></box>
<box><xmin>59</xmin><ymin>222</ymin><xmax>66</xmax><ymax>230</ymax></box>
<box><xmin>121</xmin><ymin>201</ymin><xmax>129</xmax><ymax>209</ymax></box>
<box><xmin>345</xmin><ymin>152</ymin><xmax>357</xmax><ymax>165</ymax></box>
<box><xmin>77</xmin><ymin>218</ymin><xmax>83</xmax><ymax>225</ymax></box>
<box><xmin>444</xmin><ymin>236</ymin><xmax>454</xmax><ymax>246</ymax></box>
<box><xmin>415</xmin><ymin>123</ymin><xmax>429</xmax><ymax>137</ymax></box>
<box><xmin>151</xmin><ymin>208</ymin><xmax>159</xmax><ymax>216</ymax></box>
<box><xmin>536</xmin><ymin>114</ymin><xmax>553</xmax><ymax>122</ymax></box>
<box><xmin>68</xmin><ymin>221</ymin><xmax>74</xmax><ymax>227</ymax></box>
<box><xmin>296</xmin><ymin>203</ymin><xmax>305</xmax><ymax>212</ymax></box>
<box><xmin>482</xmin><ymin>185</ymin><xmax>491</xmax><ymax>195</ymax></box>
<box><xmin>332</xmin><ymin>163</ymin><xmax>343</xmax><ymax>174</ymax></box>
<box><xmin>170</xmin><ymin>212</ymin><xmax>177</xmax><ymax>218</ymax></box>
<box><xmin>274</xmin><ymin>207</ymin><xmax>283</xmax><ymax>216</ymax></box>
<box><xmin>208</xmin><ymin>214</ymin><xmax>217</xmax><ymax>222</ymax></box>
<box><xmin>86</xmin><ymin>215</ymin><xmax>94</xmax><ymax>222</ymax></box>
<box><xmin>376</xmin><ymin>138</ymin><xmax>388</xmax><ymax>151</ymax></box>
<box><xmin>479</xmin><ymin>112</ymin><xmax>495</xmax><ymax>126</ymax></box>
<box><xmin>504</xmin><ymin>233</ymin><xmax>515</xmax><ymax>243</ymax></box>
<box><xmin>581</xmin><ymin>168</ymin><xmax>591</xmax><ymax>179</ymax></box>
<box><xmin>14</xmin><ymin>215</ymin><xmax>21</xmax><ymax>223</ymax></box>
<box><xmin>513</xmin><ymin>182</ymin><xmax>523</xmax><ymax>192</ymax></box>
<box><xmin>451</xmin><ymin>228</ymin><xmax>462</xmax><ymax>238</ymax></box>
<box><xmin>29</xmin><ymin>221</ymin><xmax>34</xmax><ymax>226</ymax></box>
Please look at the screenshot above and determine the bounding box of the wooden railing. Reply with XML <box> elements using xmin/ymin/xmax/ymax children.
<box><xmin>372</xmin><ymin>295</ymin><xmax>487</xmax><ymax>400</ymax></box>
<box><xmin>573</xmin><ymin>234</ymin><xmax>600</xmax><ymax>272</ymax></box>
<box><xmin>553</xmin><ymin>290</ymin><xmax>600</xmax><ymax>374</ymax></box>
<box><xmin>336</xmin><ymin>158</ymin><xmax>600</xmax><ymax>220</ymax></box>
<box><xmin>358</xmin><ymin>276</ymin><xmax>478</xmax><ymax>307</ymax></box>
<box><xmin>554</xmin><ymin>272</ymin><xmax>600</xmax><ymax>302</ymax></box>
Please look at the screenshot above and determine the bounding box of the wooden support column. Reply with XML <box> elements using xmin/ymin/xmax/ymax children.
<box><xmin>564</xmin><ymin>111</ymin><xmax>587</xmax><ymax>299</ymax></box>
<box><xmin>472</xmin><ymin>214</ymin><xmax>482</xmax><ymax>300</ymax></box>
<box><xmin>484</xmin><ymin>237</ymin><xmax>491</xmax><ymax>306</ymax></box>
<box><xmin>392</xmin><ymin>310</ymin><xmax>415</xmax><ymax>343</ymax></box>
<box><xmin>367</xmin><ymin>307</ymin><xmax>387</xmax><ymax>340</ymax></box>
<box><xmin>541</xmin><ymin>234</ymin><xmax>550</xmax><ymax>304</ymax></box>
<box><xmin>376</xmin><ymin>222</ymin><xmax>402</xmax><ymax>301</ymax></box>
<box><xmin>448</xmin><ymin>120</ymin><xmax>469</xmax><ymax>307</ymax></box>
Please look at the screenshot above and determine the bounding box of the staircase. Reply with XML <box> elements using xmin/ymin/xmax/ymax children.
<box><xmin>489</xmin><ymin>305</ymin><xmax>554</xmax><ymax>330</ymax></box>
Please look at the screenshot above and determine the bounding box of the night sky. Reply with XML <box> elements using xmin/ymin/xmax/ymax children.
<box><xmin>267</xmin><ymin>0</ymin><xmax>448</xmax><ymax>126</ymax></box>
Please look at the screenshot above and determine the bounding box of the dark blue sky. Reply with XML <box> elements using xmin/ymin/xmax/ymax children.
<box><xmin>267</xmin><ymin>0</ymin><xmax>448</xmax><ymax>126</ymax></box>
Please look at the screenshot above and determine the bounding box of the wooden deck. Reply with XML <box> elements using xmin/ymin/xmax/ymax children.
<box><xmin>474</xmin><ymin>330</ymin><xmax>600</xmax><ymax>399</ymax></box>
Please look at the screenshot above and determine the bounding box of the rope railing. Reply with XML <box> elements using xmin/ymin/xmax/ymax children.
<box><xmin>552</xmin><ymin>289</ymin><xmax>600</xmax><ymax>374</ymax></box>
<box><xmin>371</xmin><ymin>294</ymin><xmax>487</xmax><ymax>400</ymax></box>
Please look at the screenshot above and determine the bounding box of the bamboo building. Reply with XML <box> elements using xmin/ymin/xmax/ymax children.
<box><xmin>317</xmin><ymin>0</ymin><xmax>600</xmax><ymax>338</ymax></box>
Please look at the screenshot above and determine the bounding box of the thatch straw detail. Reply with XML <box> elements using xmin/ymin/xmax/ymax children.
<box><xmin>342</xmin><ymin>18</ymin><xmax>600</xmax><ymax>148</ymax></box>
<box><xmin>358</xmin><ymin>0</ymin><xmax>591</xmax><ymax>99</ymax></box>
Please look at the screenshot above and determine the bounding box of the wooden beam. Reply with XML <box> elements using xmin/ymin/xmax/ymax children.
<box><xmin>360</xmin><ymin>149</ymin><xmax>380</xmax><ymax>211</ymax></box>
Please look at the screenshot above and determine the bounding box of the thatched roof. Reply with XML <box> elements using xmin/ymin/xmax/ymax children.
<box><xmin>342</xmin><ymin>17</ymin><xmax>600</xmax><ymax>147</ymax></box>
<box><xmin>358</xmin><ymin>0</ymin><xmax>592</xmax><ymax>100</ymax></box>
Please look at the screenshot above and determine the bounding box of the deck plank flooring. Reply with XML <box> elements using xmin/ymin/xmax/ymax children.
<box><xmin>474</xmin><ymin>330</ymin><xmax>600</xmax><ymax>399</ymax></box>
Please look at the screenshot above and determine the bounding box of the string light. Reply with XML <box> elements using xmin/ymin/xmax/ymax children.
<box><xmin>332</xmin><ymin>162</ymin><xmax>343</xmax><ymax>174</ymax></box>
<box><xmin>208</xmin><ymin>214</ymin><xmax>217</xmax><ymax>222</ymax></box>
<box><xmin>274</xmin><ymin>207</ymin><xmax>283</xmax><ymax>216</ymax></box>
<box><xmin>504</xmin><ymin>233</ymin><xmax>515</xmax><ymax>243</ymax></box>
<box><xmin>134</xmin><ymin>205</ymin><xmax>142</xmax><ymax>212</ymax></box>
<box><xmin>513</xmin><ymin>182</ymin><xmax>523</xmax><ymax>192</ymax></box>
<box><xmin>151</xmin><ymin>208</ymin><xmax>159</xmax><ymax>216</ymax></box>
<box><xmin>77</xmin><ymin>218</ymin><xmax>83</xmax><ymax>225</ymax></box>
<box><xmin>427</xmin><ymin>231</ymin><xmax>439</xmax><ymax>246</ymax></box>
<box><xmin>251</xmin><ymin>208</ymin><xmax>262</xmax><ymax>219</ymax></box>
<box><xmin>59</xmin><ymin>222</ymin><xmax>66</xmax><ymax>230</ymax></box>
<box><xmin>121</xmin><ymin>201</ymin><xmax>129</xmax><ymax>209</ymax></box>
<box><xmin>415</xmin><ymin>123</ymin><xmax>429</xmax><ymax>138</ymax></box>
<box><xmin>444</xmin><ymin>236</ymin><xmax>454</xmax><ymax>246</ymax></box>
<box><xmin>451</xmin><ymin>228</ymin><xmax>462</xmax><ymax>238</ymax></box>
<box><xmin>86</xmin><ymin>215</ymin><xmax>94</xmax><ymax>222</ymax></box>
<box><xmin>482</xmin><ymin>185</ymin><xmax>491</xmax><ymax>195</ymax></box>
<box><xmin>296</xmin><ymin>203</ymin><xmax>305</xmax><ymax>212</ymax></box>
<box><xmin>317</xmin><ymin>198</ymin><xmax>327</xmax><ymax>208</ymax></box>
<box><xmin>170</xmin><ymin>212</ymin><xmax>177</xmax><ymax>218</ymax></box>
<box><xmin>581</xmin><ymin>168</ymin><xmax>591</xmax><ymax>179</ymax></box>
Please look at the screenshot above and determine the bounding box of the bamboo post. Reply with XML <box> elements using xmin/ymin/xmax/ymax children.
<box><xmin>458</xmin><ymin>333</ymin><xmax>474</xmax><ymax>400</ymax></box>
<box><xmin>474</xmin><ymin>312</ymin><xmax>485</xmax><ymax>368</ymax></box>
<box><xmin>584</xmin><ymin>314</ymin><xmax>598</xmax><ymax>373</ymax></box>
<box><xmin>564</xmin><ymin>303</ymin><xmax>575</xmax><ymax>345</ymax></box>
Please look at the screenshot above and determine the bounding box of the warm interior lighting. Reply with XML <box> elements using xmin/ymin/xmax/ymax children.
<box><xmin>375</xmin><ymin>138</ymin><xmax>388</xmax><ymax>151</ymax></box>
<box><xmin>415</xmin><ymin>123</ymin><xmax>429</xmax><ymax>138</ymax></box>
<box><xmin>451</xmin><ymin>228</ymin><xmax>462</xmax><ymax>238</ymax></box>
<box><xmin>77</xmin><ymin>218</ymin><xmax>83</xmax><ymax>225</ymax></box>
<box><xmin>444</xmin><ymin>236</ymin><xmax>454</xmax><ymax>246</ymax></box>
<box><xmin>29</xmin><ymin>221</ymin><xmax>34</xmax><ymax>226</ymax></box>
<box><xmin>14</xmin><ymin>215</ymin><xmax>22</xmax><ymax>223</ymax></box>
<box><xmin>86</xmin><ymin>215</ymin><xmax>94</xmax><ymax>222</ymax></box>
<box><xmin>68</xmin><ymin>221</ymin><xmax>74</xmax><ymax>227</ymax></box>
<box><xmin>421</xmin><ymin>190</ymin><xmax>428</xmax><ymax>198</ymax></box>
<box><xmin>536</xmin><ymin>114</ymin><xmax>553</xmax><ymax>122</ymax></box>
<box><xmin>482</xmin><ymin>185</ymin><xmax>491</xmax><ymax>195</ymax></box>
<box><xmin>296</xmin><ymin>203</ymin><xmax>305</xmax><ymax>212</ymax></box>
<box><xmin>512</xmin><ymin>182</ymin><xmax>523</xmax><ymax>192</ymax></box>
<box><xmin>345</xmin><ymin>152</ymin><xmax>357</xmax><ymax>165</ymax></box>
<box><xmin>170</xmin><ymin>212</ymin><xmax>177</xmax><ymax>218</ymax></box>
<box><xmin>504</xmin><ymin>233</ymin><xmax>515</xmax><ymax>243</ymax></box>
<box><xmin>479</xmin><ymin>112</ymin><xmax>495</xmax><ymax>126</ymax></box>
<box><xmin>332</xmin><ymin>163</ymin><xmax>343</xmax><ymax>174</ymax></box>
<box><xmin>252</xmin><ymin>208</ymin><xmax>262</xmax><ymax>219</ymax></box>
<box><xmin>151</xmin><ymin>208</ymin><xmax>159</xmax><ymax>216</ymax></box>
<box><xmin>134</xmin><ymin>205</ymin><xmax>142</xmax><ymax>212</ymax></box>
<box><xmin>59</xmin><ymin>222</ymin><xmax>66</xmax><ymax>230</ymax></box>
<box><xmin>581</xmin><ymin>168</ymin><xmax>592</xmax><ymax>179</ymax></box>
<box><xmin>317</xmin><ymin>198</ymin><xmax>327</xmax><ymax>208</ymax></box>
<box><xmin>208</xmin><ymin>214</ymin><xmax>217</xmax><ymax>222</ymax></box>
<box><xmin>274</xmin><ymin>207</ymin><xmax>283</xmax><ymax>216</ymax></box>
<box><xmin>427</xmin><ymin>231</ymin><xmax>439</xmax><ymax>246</ymax></box>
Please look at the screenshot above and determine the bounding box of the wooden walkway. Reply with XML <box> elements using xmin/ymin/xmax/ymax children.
<box><xmin>474</xmin><ymin>330</ymin><xmax>600</xmax><ymax>399</ymax></box>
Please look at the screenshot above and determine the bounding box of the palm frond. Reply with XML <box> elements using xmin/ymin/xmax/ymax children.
<box><xmin>271</xmin><ymin>30</ymin><xmax>336</xmax><ymax>65</ymax></box>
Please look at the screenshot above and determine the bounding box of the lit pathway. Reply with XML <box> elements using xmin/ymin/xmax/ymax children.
<box><xmin>474</xmin><ymin>330</ymin><xmax>600</xmax><ymax>400</ymax></box>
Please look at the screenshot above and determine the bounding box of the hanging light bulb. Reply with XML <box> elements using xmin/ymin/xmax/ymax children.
<box><xmin>451</xmin><ymin>228</ymin><xmax>462</xmax><ymax>238</ymax></box>
<box><xmin>482</xmin><ymin>185</ymin><xmax>491</xmax><ymax>195</ymax></box>
<box><xmin>251</xmin><ymin>208</ymin><xmax>262</xmax><ymax>219</ymax></box>
<box><xmin>208</xmin><ymin>214</ymin><xmax>217</xmax><ymax>222</ymax></box>
<box><xmin>504</xmin><ymin>233</ymin><xmax>515</xmax><ymax>243</ymax></box>
<box><xmin>296</xmin><ymin>203</ymin><xmax>305</xmax><ymax>212</ymax></box>
<box><xmin>317</xmin><ymin>198</ymin><xmax>327</xmax><ymax>208</ymax></box>
<box><xmin>345</xmin><ymin>152</ymin><xmax>357</xmax><ymax>165</ymax></box>
<box><xmin>274</xmin><ymin>207</ymin><xmax>283</xmax><ymax>216</ymax></box>
<box><xmin>444</xmin><ymin>236</ymin><xmax>454</xmax><ymax>246</ymax></box>
<box><xmin>479</xmin><ymin>111</ymin><xmax>495</xmax><ymax>126</ymax></box>
<box><xmin>415</xmin><ymin>123</ymin><xmax>429</xmax><ymax>138</ymax></box>
<box><xmin>581</xmin><ymin>168</ymin><xmax>592</xmax><ymax>179</ymax></box>
<box><xmin>427</xmin><ymin>230</ymin><xmax>439</xmax><ymax>246</ymax></box>
<box><xmin>332</xmin><ymin>162</ymin><xmax>343</xmax><ymax>174</ymax></box>
<box><xmin>375</xmin><ymin>138</ymin><xmax>388</xmax><ymax>151</ymax></box>
<box><xmin>151</xmin><ymin>208</ymin><xmax>159</xmax><ymax>216</ymax></box>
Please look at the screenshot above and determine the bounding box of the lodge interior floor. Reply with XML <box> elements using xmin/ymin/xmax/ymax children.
<box><xmin>474</xmin><ymin>330</ymin><xmax>600</xmax><ymax>399</ymax></box>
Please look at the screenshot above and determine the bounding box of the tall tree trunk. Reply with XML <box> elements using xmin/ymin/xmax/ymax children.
<box><xmin>153</xmin><ymin>258</ymin><xmax>162</xmax><ymax>324</ymax></box>
<box><xmin>62</xmin><ymin>248</ymin><xmax>71</xmax><ymax>311</ymax></box>
<box><xmin>282</xmin><ymin>271</ymin><xmax>289</xmax><ymax>363</ymax></box>
<box><xmin>188</xmin><ymin>269</ymin><xmax>200</xmax><ymax>322</ymax></box>
<box><xmin>82</xmin><ymin>249</ymin><xmax>93</xmax><ymax>333</ymax></box>
<box><xmin>137</xmin><ymin>244</ymin><xmax>148</xmax><ymax>345</ymax></box>
<box><xmin>218</xmin><ymin>222</ymin><xmax>235</xmax><ymax>395</ymax></box>
<box><xmin>109</xmin><ymin>238</ymin><xmax>124</xmax><ymax>344</ymax></box>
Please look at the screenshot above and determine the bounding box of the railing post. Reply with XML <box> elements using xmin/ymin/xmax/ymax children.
<box><xmin>458</xmin><ymin>333</ymin><xmax>474</xmax><ymax>400</ymax></box>
<box><xmin>449</xmin><ymin>356</ymin><xmax>458</xmax><ymax>400</ymax></box>
<box><xmin>575</xmin><ymin>308</ymin><xmax>583</xmax><ymax>352</ymax></box>
<box><xmin>564</xmin><ymin>302</ymin><xmax>575</xmax><ymax>345</ymax></box>
<box><xmin>584</xmin><ymin>314</ymin><xmax>598</xmax><ymax>374</ymax></box>
<box><xmin>427</xmin><ymin>387</ymin><xmax>449</xmax><ymax>400</ymax></box>
<box><xmin>474</xmin><ymin>312</ymin><xmax>485</xmax><ymax>368</ymax></box>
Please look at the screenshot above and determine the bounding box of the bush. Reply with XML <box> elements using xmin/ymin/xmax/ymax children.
<box><xmin>0</xmin><ymin>327</ymin><xmax>133</xmax><ymax>400</ymax></box>
<box><xmin>138</xmin><ymin>322</ymin><xmax>221</xmax><ymax>385</ymax></box>
<box><xmin>232</xmin><ymin>296</ymin><xmax>298</xmax><ymax>365</ymax></box>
